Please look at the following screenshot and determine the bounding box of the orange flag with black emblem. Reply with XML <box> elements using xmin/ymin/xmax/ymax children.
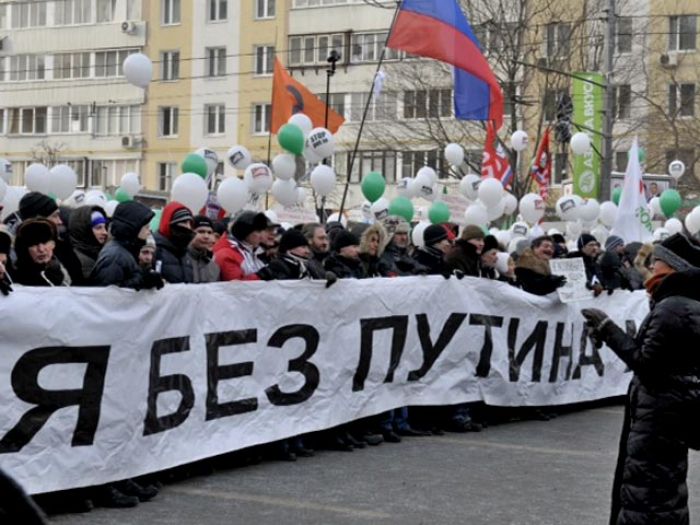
<box><xmin>271</xmin><ymin>58</ymin><xmax>345</xmax><ymax>134</ymax></box>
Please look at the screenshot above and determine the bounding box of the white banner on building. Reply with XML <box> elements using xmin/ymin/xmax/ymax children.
<box><xmin>0</xmin><ymin>278</ymin><xmax>648</xmax><ymax>494</ymax></box>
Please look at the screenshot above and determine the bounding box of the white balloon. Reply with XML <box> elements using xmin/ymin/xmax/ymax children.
<box><xmin>361</xmin><ymin>201</ymin><xmax>373</xmax><ymax>220</ymax></box>
<box><xmin>122</xmin><ymin>52</ymin><xmax>152</xmax><ymax>88</ymax></box>
<box><xmin>530</xmin><ymin>223</ymin><xmax>545</xmax><ymax>238</ymax></box>
<box><xmin>0</xmin><ymin>158</ymin><xmax>12</xmax><ymax>183</ymax></box>
<box><xmin>547</xmin><ymin>228</ymin><xmax>561</xmax><ymax>237</ymax></box>
<box><xmin>556</xmin><ymin>195</ymin><xmax>582</xmax><ymax>221</ymax></box>
<box><xmin>303</xmin><ymin>146</ymin><xmax>323</xmax><ymax>164</ymax></box>
<box><xmin>195</xmin><ymin>148</ymin><xmax>219</xmax><ymax>177</ymax></box>
<box><xmin>519</xmin><ymin>193</ymin><xmax>545</xmax><ymax>224</ymax></box>
<box><xmin>664</xmin><ymin>217</ymin><xmax>683</xmax><ymax>235</ymax></box>
<box><xmin>444</xmin><ymin>143</ymin><xmax>464</xmax><ymax>166</ymax></box>
<box><xmin>104</xmin><ymin>200</ymin><xmax>119</xmax><ymax>218</ymax></box>
<box><xmin>310</xmin><ymin>165</ymin><xmax>336</xmax><ymax>197</ymax></box>
<box><xmin>579</xmin><ymin>198</ymin><xmax>600</xmax><ymax>223</ymax></box>
<box><xmin>396</xmin><ymin>177</ymin><xmax>417</xmax><ymax>199</ymax></box>
<box><xmin>501</xmin><ymin>193</ymin><xmax>518</xmax><ymax>216</ymax></box>
<box><xmin>327</xmin><ymin>212</ymin><xmax>348</xmax><ymax>227</ymax></box>
<box><xmin>217</xmin><ymin>176</ymin><xmax>249</xmax><ymax>214</ymax></box>
<box><xmin>591</xmin><ymin>225</ymin><xmax>609</xmax><ymax>245</ymax></box>
<box><xmin>487</xmin><ymin>198</ymin><xmax>505</xmax><ymax>222</ymax></box>
<box><xmin>306</xmin><ymin>128</ymin><xmax>335</xmax><ymax>159</ymax></box>
<box><xmin>510</xmin><ymin>221</ymin><xmax>530</xmax><ymax>238</ymax></box>
<box><xmin>226</xmin><ymin>145</ymin><xmax>252</xmax><ymax>170</ymax></box>
<box><xmin>171</xmin><ymin>173</ymin><xmax>209</xmax><ymax>213</ymax></box>
<box><xmin>272</xmin><ymin>154</ymin><xmax>297</xmax><ymax>181</ymax></box>
<box><xmin>243</xmin><ymin>163</ymin><xmax>273</xmax><ymax>195</ymax></box>
<box><xmin>371</xmin><ymin>197</ymin><xmax>390</xmax><ymax>220</ymax></box>
<box><xmin>63</xmin><ymin>189</ymin><xmax>86</xmax><ymax>208</ymax></box>
<box><xmin>684</xmin><ymin>208</ymin><xmax>700</xmax><ymax>234</ymax></box>
<box><xmin>84</xmin><ymin>190</ymin><xmax>107</xmax><ymax>207</ymax></box>
<box><xmin>460</xmin><ymin>174</ymin><xmax>481</xmax><ymax>201</ymax></box>
<box><xmin>296</xmin><ymin>187</ymin><xmax>307</xmax><ymax>206</ymax></box>
<box><xmin>510</xmin><ymin>130</ymin><xmax>529</xmax><ymax>152</ymax></box>
<box><xmin>464</xmin><ymin>202</ymin><xmax>488</xmax><ymax>227</ymax></box>
<box><xmin>264</xmin><ymin>209</ymin><xmax>279</xmax><ymax>225</ymax></box>
<box><xmin>271</xmin><ymin>178</ymin><xmax>297</xmax><ymax>207</ymax></box>
<box><xmin>49</xmin><ymin>164</ymin><xmax>78</xmax><ymax>200</ymax></box>
<box><xmin>412</xmin><ymin>221</ymin><xmax>430</xmax><ymax>248</ymax></box>
<box><xmin>288</xmin><ymin>113</ymin><xmax>313</xmax><ymax>136</ymax></box>
<box><xmin>25</xmin><ymin>163</ymin><xmax>51</xmax><ymax>194</ymax></box>
<box><xmin>495</xmin><ymin>230</ymin><xmax>511</xmax><ymax>248</ymax></box>
<box><xmin>653</xmin><ymin>227</ymin><xmax>671</xmax><ymax>242</ymax></box>
<box><xmin>566</xmin><ymin>220</ymin><xmax>583</xmax><ymax>239</ymax></box>
<box><xmin>570</xmin><ymin>132</ymin><xmax>591</xmax><ymax>155</ymax></box>
<box><xmin>0</xmin><ymin>178</ymin><xmax>6</xmax><ymax>203</ymax></box>
<box><xmin>599</xmin><ymin>201</ymin><xmax>618</xmax><ymax>227</ymax></box>
<box><xmin>0</xmin><ymin>186</ymin><xmax>26</xmax><ymax>220</ymax></box>
<box><xmin>120</xmin><ymin>172</ymin><xmax>142</xmax><ymax>197</ymax></box>
<box><xmin>649</xmin><ymin>196</ymin><xmax>662</xmax><ymax>217</ymax></box>
<box><xmin>668</xmin><ymin>160</ymin><xmax>686</xmax><ymax>180</ymax></box>
<box><xmin>478</xmin><ymin>177</ymin><xmax>504</xmax><ymax>207</ymax></box>
<box><xmin>416</xmin><ymin>166</ymin><xmax>438</xmax><ymax>185</ymax></box>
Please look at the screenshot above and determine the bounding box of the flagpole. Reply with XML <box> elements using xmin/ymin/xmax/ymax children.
<box><xmin>338</xmin><ymin>1</ymin><xmax>402</xmax><ymax>218</ymax></box>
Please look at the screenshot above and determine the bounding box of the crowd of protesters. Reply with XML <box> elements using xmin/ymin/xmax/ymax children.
<box><xmin>1</xmin><ymin>191</ymin><xmax>699</xmax><ymax>521</ymax></box>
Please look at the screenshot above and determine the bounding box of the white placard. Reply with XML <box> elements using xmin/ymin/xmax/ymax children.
<box><xmin>550</xmin><ymin>257</ymin><xmax>591</xmax><ymax>303</ymax></box>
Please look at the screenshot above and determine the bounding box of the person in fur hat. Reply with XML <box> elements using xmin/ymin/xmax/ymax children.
<box><xmin>380</xmin><ymin>216</ymin><xmax>421</xmax><ymax>276</ymax></box>
<box><xmin>359</xmin><ymin>222</ymin><xmax>393</xmax><ymax>277</ymax></box>
<box><xmin>515</xmin><ymin>236</ymin><xmax>567</xmax><ymax>296</ymax></box>
<box><xmin>13</xmin><ymin>219</ymin><xmax>71</xmax><ymax>287</ymax></box>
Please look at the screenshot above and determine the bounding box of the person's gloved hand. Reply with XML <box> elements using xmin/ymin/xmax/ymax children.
<box><xmin>453</xmin><ymin>269</ymin><xmax>466</xmax><ymax>280</ymax></box>
<box><xmin>256</xmin><ymin>267</ymin><xmax>274</xmax><ymax>281</ymax></box>
<box><xmin>0</xmin><ymin>278</ymin><xmax>12</xmax><ymax>296</ymax></box>
<box><xmin>591</xmin><ymin>283</ymin><xmax>604</xmax><ymax>297</ymax></box>
<box><xmin>554</xmin><ymin>275</ymin><xmax>567</xmax><ymax>288</ymax></box>
<box><xmin>141</xmin><ymin>270</ymin><xmax>165</xmax><ymax>290</ymax></box>
<box><xmin>581</xmin><ymin>308</ymin><xmax>612</xmax><ymax>346</ymax></box>
<box><xmin>325</xmin><ymin>271</ymin><xmax>338</xmax><ymax>289</ymax></box>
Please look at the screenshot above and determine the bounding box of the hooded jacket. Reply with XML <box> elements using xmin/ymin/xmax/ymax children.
<box><xmin>69</xmin><ymin>205</ymin><xmax>107</xmax><ymax>280</ymax></box>
<box><xmin>359</xmin><ymin>223</ymin><xmax>393</xmax><ymax>277</ymax></box>
<box><xmin>514</xmin><ymin>249</ymin><xmax>564</xmax><ymax>296</ymax></box>
<box><xmin>599</xmin><ymin>269</ymin><xmax>700</xmax><ymax>525</ymax></box>
<box><xmin>154</xmin><ymin>202</ymin><xmax>195</xmax><ymax>284</ymax></box>
<box><xmin>90</xmin><ymin>201</ymin><xmax>154</xmax><ymax>288</ymax></box>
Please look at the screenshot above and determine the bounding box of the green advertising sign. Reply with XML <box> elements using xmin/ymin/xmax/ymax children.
<box><xmin>572</xmin><ymin>72</ymin><xmax>604</xmax><ymax>198</ymax></box>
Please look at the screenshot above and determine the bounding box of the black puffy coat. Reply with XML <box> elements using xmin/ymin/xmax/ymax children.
<box><xmin>324</xmin><ymin>253</ymin><xmax>366</xmax><ymax>279</ymax></box>
<box><xmin>445</xmin><ymin>239</ymin><xmax>481</xmax><ymax>277</ymax></box>
<box><xmin>154</xmin><ymin>232</ymin><xmax>194</xmax><ymax>283</ymax></box>
<box><xmin>381</xmin><ymin>242</ymin><xmax>422</xmax><ymax>276</ymax></box>
<box><xmin>600</xmin><ymin>269</ymin><xmax>700</xmax><ymax>525</ymax></box>
<box><xmin>412</xmin><ymin>246</ymin><xmax>446</xmax><ymax>276</ymax></box>
<box><xmin>265</xmin><ymin>254</ymin><xmax>310</xmax><ymax>280</ymax></box>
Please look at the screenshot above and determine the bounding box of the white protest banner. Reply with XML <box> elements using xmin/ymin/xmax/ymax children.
<box><xmin>549</xmin><ymin>257</ymin><xmax>591</xmax><ymax>303</ymax></box>
<box><xmin>0</xmin><ymin>278</ymin><xmax>648</xmax><ymax>494</ymax></box>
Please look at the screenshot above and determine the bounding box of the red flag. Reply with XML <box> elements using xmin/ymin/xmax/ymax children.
<box><xmin>481</xmin><ymin>121</ymin><xmax>512</xmax><ymax>187</ymax></box>
<box><xmin>531</xmin><ymin>128</ymin><xmax>552</xmax><ymax>199</ymax></box>
<box><xmin>271</xmin><ymin>58</ymin><xmax>345</xmax><ymax>134</ymax></box>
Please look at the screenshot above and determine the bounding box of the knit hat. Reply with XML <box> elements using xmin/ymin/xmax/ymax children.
<box><xmin>482</xmin><ymin>235</ymin><xmax>500</xmax><ymax>254</ymax></box>
<box><xmin>423</xmin><ymin>224</ymin><xmax>449</xmax><ymax>246</ymax></box>
<box><xmin>90</xmin><ymin>211</ymin><xmax>107</xmax><ymax>229</ymax></box>
<box><xmin>19</xmin><ymin>192</ymin><xmax>58</xmax><ymax>220</ymax></box>
<box><xmin>0</xmin><ymin>229</ymin><xmax>11</xmax><ymax>255</ymax></box>
<box><xmin>15</xmin><ymin>218</ymin><xmax>56</xmax><ymax>248</ymax></box>
<box><xmin>170</xmin><ymin>206</ymin><xmax>194</xmax><ymax>227</ymax></box>
<box><xmin>382</xmin><ymin>215</ymin><xmax>410</xmax><ymax>237</ymax></box>
<box><xmin>279</xmin><ymin>229</ymin><xmax>309</xmax><ymax>254</ymax></box>
<box><xmin>577</xmin><ymin>233</ymin><xmax>598</xmax><ymax>251</ymax></box>
<box><xmin>230</xmin><ymin>211</ymin><xmax>269</xmax><ymax>241</ymax></box>
<box><xmin>332</xmin><ymin>230</ymin><xmax>360</xmax><ymax>252</ymax></box>
<box><xmin>142</xmin><ymin>234</ymin><xmax>156</xmax><ymax>251</ymax></box>
<box><xmin>193</xmin><ymin>215</ymin><xmax>214</xmax><ymax>230</ymax></box>
<box><xmin>605</xmin><ymin>235</ymin><xmax>624</xmax><ymax>252</ymax></box>
<box><xmin>551</xmin><ymin>233</ymin><xmax>566</xmax><ymax>245</ymax></box>
<box><xmin>653</xmin><ymin>233</ymin><xmax>700</xmax><ymax>271</ymax></box>
<box><xmin>461</xmin><ymin>224</ymin><xmax>485</xmax><ymax>242</ymax></box>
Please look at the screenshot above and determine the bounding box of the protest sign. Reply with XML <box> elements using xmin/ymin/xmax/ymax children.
<box><xmin>550</xmin><ymin>257</ymin><xmax>591</xmax><ymax>302</ymax></box>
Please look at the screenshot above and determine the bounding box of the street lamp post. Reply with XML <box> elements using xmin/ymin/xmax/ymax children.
<box><xmin>318</xmin><ymin>50</ymin><xmax>341</xmax><ymax>223</ymax></box>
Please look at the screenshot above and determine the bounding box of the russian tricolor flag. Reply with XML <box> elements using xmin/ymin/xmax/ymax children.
<box><xmin>387</xmin><ymin>0</ymin><xmax>504</xmax><ymax>130</ymax></box>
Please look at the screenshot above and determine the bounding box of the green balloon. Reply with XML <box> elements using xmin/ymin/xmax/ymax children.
<box><xmin>182</xmin><ymin>154</ymin><xmax>208</xmax><ymax>179</ymax></box>
<box><xmin>660</xmin><ymin>189</ymin><xmax>682</xmax><ymax>218</ymax></box>
<box><xmin>388</xmin><ymin>197</ymin><xmax>414</xmax><ymax>222</ymax></box>
<box><xmin>638</xmin><ymin>147</ymin><xmax>647</xmax><ymax>164</ymax></box>
<box><xmin>428</xmin><ymin>201</ymin><xmax>451</xmax><ymax>224</ymax></box>
<box><xmin>361</xmin><ymin>171</ymin><xmax>386</xmax><ymax>203</ymax></box>
<box><xmin>149</xmin><ymin>209</ymin><xmax>162</xmax><ymax>232</ymax></box>
<box><xmin>115</xmin><ymin>187</ymin><xmax>132</xmax><ymax>203</ymax></box>
<box><xmin>612</xmin><ymin>187</ymin><xmax>622</xmax><ymax>206</ymax></box>
<box><xmin>278</xmin><ymin>123</ymin><xmax>305</xmax><ymax>156</ymax></box>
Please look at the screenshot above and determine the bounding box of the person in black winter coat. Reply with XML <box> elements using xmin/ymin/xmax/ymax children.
<box><xmin>13</xmin><ymin>219</ymin><xmax>71</xmax><ymax>287</ymax></box>
<box><xmin>359</xmin><ymin>222</ymin><xmax>393</xmax><ymax>277</ymax></box>
<box><xmin>264</xmin><ymin>229</ymin><xmax>312</xmax><ymax>280</ymax></box>
<box><xmin>446</xmin><ymin>224</ymin><xmax>485</xmax><ymax>277</ymax></box>
<box><xmin>324</xmin><ymin>230</ymin><xmax>366</xmax><ymax>279</ymax></box>
<box><xmin>0</xmin><ymin>229</ymin><xmax>14</xmax><ymax>295</ymax></box>
<box><xmin>301</xmin><ymin>222</ymin><xmax>330</xmax><ymax>279</ymax></box>
<box><xmin>69</xmin><ymin>205</ymin><xmax>109</xmax><ymax>281</ymax></box>
<box><xmin>154</xmin><ymin>202</ymin><xmax>195</xmax><ymax>283</ymax></box>
<box><xmin>380</xmin><ymin>216</ymin><xmax>422</xmax><ymax>276</ymax></box>
<box><xmin>91</xmin><ymin>201</ymin><xmax>163</xmax><ymax>290</ymax></box>
<box><xmin>412</xmin><ymin>224</ymin><xmax>452</xmax><ymax>276</ymax></box>
<box><xmin>598</xmin><ymin>235</ymin><xmax>630</xmax><ymax>291</ymax></box>
<box><xmin>582</xmin><ymin>233</ymin><xmax>700</xmax><ymax>525</ymax></box>
<box><xmin>568</xmin><ymin>233</ymin><xmax>603</xmax><ymax>292</ymax></box>
<box><xmin>515</xmin><ymin>236</ymin><xmax>566</xmax><ymax>296</ymax></box>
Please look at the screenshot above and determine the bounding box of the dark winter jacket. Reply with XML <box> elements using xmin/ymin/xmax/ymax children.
<box><xmin>412</xmin><ymin>246</ymin><xmax>446</xmax><ymax>276</ymax></box>
<box><xmin>68</xmin><ymin>205</ymin><xmax>106</xmax><ymax>280</ymax></box>
<box><xmin>155</xmin><ymin>203</ymin><xmax>195</xmax><ymax>283</ymax></box>
<box><xmin>13</xmin><ymin>219</ymin><xmax>71</xmax><ymax>287</ymax></box>
<box><xmin>90</xmin><ymin>202</ymin><xmax>154</xmax><ymax>289</ymax></box>
<box><xmin>306</xmin><ymin>251</ymin><xmax>328</xmax><ymax>279</ymax></box>
<box><xmin>599</xmin><ymin>269</ymin><xmax>700</xmax><ymax>525</ymax></box>
<box><xmin>381</xmin><ymin>242</ymin><xmax>421</xmax><ymax>276</ymax></box>
<box><xmin>514</xmin><ymin>249</ymin><xmax>565</xmax><ymax>296</ymax></box>
<box><xmin>265</xmin><ymin>254</ymin><xmax>310</xmax><ymax>280</ymax></box>
<box><xmin>599</xmin><ymin>250</ymin><xmax>630</xmax><ymax>291</ymax></box>
<box><xmin>186</xmin><ymin>245</ymin><xmax>220</xmax><ymax>283</ymax></box>
<box><xmin>324</xmin><ymin>253</ymin><xmax>366</xmax><ymax>279</ymax></box>
<box><xmin>446</xmin><ymin>239</ymin><xmax>481</xmax><ymax>277</ymax></box>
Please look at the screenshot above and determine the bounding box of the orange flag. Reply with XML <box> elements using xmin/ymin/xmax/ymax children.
<box><xmin>271</xmin><ymin>58</ymin><xmax>345</xmax><ymax>134</ymax></box>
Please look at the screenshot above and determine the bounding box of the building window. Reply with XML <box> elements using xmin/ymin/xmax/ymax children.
<box><xmin>205</xmin><ymin>104</ymin><xmax>226</xmax><ymax>135</ymax></box>
<box><xmin>0</xmin><ymin>4</ymin><xmax>6</xmax><ymax>30</ymax></box>
<box><xmin>54</xmin><ymin>52</ymin><xmax>91</xmax><ymax>80</ymax></box>
<box><xmin>350</xmin><ymin>92</ymin><xmax>397</xmax><ymax>121</ymax></box>
<box><xmin>349</xmin><ymin>32</ymin><xmax>399</xmax><ymax>63</ymax></box>
<box><xmin>256</xmin><ymin>0</ymin><xmax>275</xmax><ymax>19</ymax></box>
<box><xmin>402</xmin><ymin>90</ymin><xmax>451</xmax><ymax>119</ymax></box>
<box><xmin>254</xmin><ymin>45</ymin><xmax>275</xmax><ymax>75</ymax></box>
<box><xmin>614</xmin><ymin>84</ymin><xmax>631</xmax><ymax>119</ymax></box>
<box><xmin>253</xmin><ymin>103</ymin><xmax>271</xmax><ymax>134</ymax></box>
<box><xmin>543</xmin><ymin>88</ymin><xmax>568</xmax><ymax>122</ymax></box>
<box><xmin>95</xmin><ymin>49</ymin><xmax>138</xmax><ymax>77</ymax></box>
<box><xmin>8</xmin><ymin>55</ymin><xmax>45</xmax><ymax>81</ymax></box>
<box><xmin>95</xmin><ymin>105</ymin><xmax>141</xmax><ymax>136</ymax></box>
<box><xmin>51</xmin><ymin>105</ymin><xmax>89</xmax><ymax>133</ymax></box>
<box><xmin>669</xmin><ymin>83</ymin><xmax>695</xmax><ymax>117</ymax></box>
<box><xmin>616</xmin><ymin>17</ymin><xmax>633</xmax><ymax>53</ymax></box>
<box><xmin>159</xmin><ymin>107</ymin><xmax>179</xmax><ymax>137</ymax></box>
<box><xmin>0</xmin><ymin>109</ymin><xmax>5</xmax><ymax>134</ymax></box>
<box><xmin>348</xmin><ymin>151</ymin><xmax>397</xmax><ymax>183</ymax></box>
<box><xmin>158</xmin><ymin>162</ymin><xmax>177</xmax><ymax>191</ymax></box>
<box><xmin>669</xmin><ymin>15</ymin><xmax>696</xmax><ymax>51</ymax></box>
<box><xmin>126</xmin><ymin>0</ymin><xmax>141</xmax><ymax>20</ymax></box>
<box><xmin>55</xmin><ymin>0</ymin><xmax>92</xmax><ymax>25</ymax></box>
<box><xmin>162</xmin><ymin>0</ymin><xmax>181</xmax><ymax>25</ymax></box>
<box><xmin>545</xmin><ymin>22</ymin><xmax>572</xmax><ymax>57</ymax></box>
<box><xmin>96</xmin><ymin>0</ymin><xmax>116</xmax><ymax>22</ymax></box>
<box><xmin>614</xmin><ymin>151</ymin><xmax>628</xmax><ymax>172</ymax></box>
<box><xmin>160</xmin><ymin>51</ymin><xmax>180</xmax><ymax>81</ymax></box>
<box><xmin>8</xmin><ymin>107</ymin><xmax>47</xmax><ymax>135</ymax></box>
<box><xmin>206</xmin><ymin>47</ymin><xmax>227</xmax><ymax>77</ymax></box>
<box><xmin>319</xmin><ymin>92</ymin><xmax>346</xmax><ymax>119</ymax></box>
<box><xmin>209</xmin><ymin>0</ymin><xmax>227</xmax><ymax>21</ymax></box>
<box><xmin>11</xmin><ymin>0</ymin><xmax>47</xmax><ymax>28</ymax></box>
